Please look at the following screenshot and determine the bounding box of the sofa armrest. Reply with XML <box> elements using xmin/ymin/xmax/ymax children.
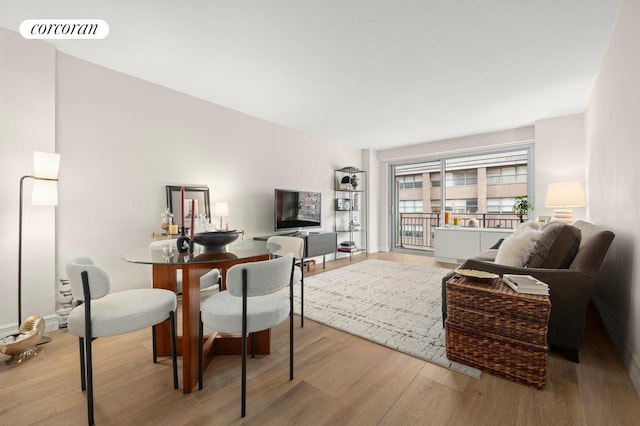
<box><xmin>459</xmin><ymin>258</ymin><xmax>591</xmax><ymax>286</ymax></box>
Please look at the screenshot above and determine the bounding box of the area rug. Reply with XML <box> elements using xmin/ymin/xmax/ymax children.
<box><xmin>293</xmin><ymin>259</ymin><xmax>481</xmax><ymax>378</ymax></box>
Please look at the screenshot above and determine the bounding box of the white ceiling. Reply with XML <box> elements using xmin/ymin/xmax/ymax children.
<box><xmin>0</xmin><ymin>1</ymin><xmax>622</xmax><ymax>150</ymax></box>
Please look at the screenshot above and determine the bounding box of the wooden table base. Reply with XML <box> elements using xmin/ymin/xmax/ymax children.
<box><xmin>152</xmin><ymin>253</ymin><xmax>271</xmax><ymax>393</ymax></box>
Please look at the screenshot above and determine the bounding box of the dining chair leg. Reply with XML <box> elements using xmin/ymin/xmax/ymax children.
<box><xmin>169</xmin><ymin>311</ymin><xmax>178</xmax><ymax>389</ymax></box>
<box><xmin>85</xmin><ymin>333</ymin><xmax>94</xmax><ymax>425</ymax></box>
<box><xmin>300</xmin><ymin>268</ymin><xmax>304</xmax><ymax>328</ymax></box>
<box><xmin>78</xmin><ymin>337</ymin><xmax>86</xmax><ymax>391</ymax></box>
<box><xmin>80</xmin><ymin>271</ymin><xmax>96</xmax><ymax>425</ymax></box>
<box><xmin>241</xmin><ymin>270</ymin><xmax>248</xmax><ymax>418</ymax></box>
<box><xmin>290</xmin><ymin>279</ymin><xmax>294</xmax><ymax>380</ymax></box>
<box><xmin>241</xmin><ymin>331</ymin><xmax>247</xmax><ymax>418</ymax></box>
<box><xmin>198</xmin><ymin>313</ymin><xmax>204</xmax><ymax>390</ymax></box>
<box><xmin>290</xmin><ymin>313</ymin><xmax>294</xmax><ymax>380</ymax></box>
<box><xmin>152</xmin><ymin>324</ymin><xmax>158</xmax><ymax>363</ymax></box>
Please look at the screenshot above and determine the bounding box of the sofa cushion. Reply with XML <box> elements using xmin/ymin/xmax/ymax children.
<box><xmin>526</xmin><ymin>221</ymin><xmax>581</xmax><ymax>268</ymax></box>
<box><xmin>494</xmin><ymin>227</ymin><xmax>542</xmax><ymax>267</ymax></box>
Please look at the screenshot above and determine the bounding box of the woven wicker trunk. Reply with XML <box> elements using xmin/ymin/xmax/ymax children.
<box><xmin>445</xmin><ymin>274</ymin><xmax>551</xmax><ymax>389</ymax></box>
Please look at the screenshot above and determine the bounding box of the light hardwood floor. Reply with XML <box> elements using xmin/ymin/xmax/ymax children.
<box><xmin>1</xmin><ymin>252</ymin><xmax>639</xmax><ymax>425</ymax></box>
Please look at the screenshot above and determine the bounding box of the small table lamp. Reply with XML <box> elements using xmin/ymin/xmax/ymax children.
<box><xmin>544</xmin><ymin>181</ymin><xmax>586</xmax><ymax>223</ymax></box>
<box><xmin>214</xmin><ymin>202</ymin><xmax>229</xmax><ymax>230</ymax></box>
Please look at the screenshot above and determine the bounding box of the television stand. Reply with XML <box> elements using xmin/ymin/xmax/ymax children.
<box><xmin>254</xmin><ymin>232</ymin><xmax>337</xmax><ymax>268</ymax></box>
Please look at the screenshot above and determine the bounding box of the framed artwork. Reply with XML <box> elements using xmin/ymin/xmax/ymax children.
<box><xmin>166</xmin><ymin>185</ymin><xmax>211</xmax><ymax>228</ymax></box>
<box><xmin>336</xmin><ymin>198</ymin><xmax>351</xmax><ymax>211</ymax></box>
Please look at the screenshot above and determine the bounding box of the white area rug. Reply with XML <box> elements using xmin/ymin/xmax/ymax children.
<box><xmin>293</xmin><ymin>259</ymin><xmax>481</xmax><ymax>378</ymax></box>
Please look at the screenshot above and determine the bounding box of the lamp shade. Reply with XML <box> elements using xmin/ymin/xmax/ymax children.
<box><xmin>33</xmin><ymin>151</ymin><xmax>61</xmax><ymax>179</ymax></box>
<box><xmin>32</xmin><ymin>179</ymin><xmax>58</xmax><ymax>206</ymax></box>
<box><xmin>214</xmin><ymin>202</ymin><xmax>229</xmax><ymax>217</ymax></box>
<box><xmin>30</xmin><ymin>151</ymin><xmax>60</xmax><ymax>206</ymax></box>
<box><xmin>545</xmin><ymin>182</ymin><xmax>586</xmax><ymax>208</ymax></box>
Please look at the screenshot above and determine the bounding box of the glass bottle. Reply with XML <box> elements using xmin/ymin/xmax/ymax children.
<box><xmin>161</xmin><ymin>208</ymin><xmax>174</xmax><ymax>233</ymax></box>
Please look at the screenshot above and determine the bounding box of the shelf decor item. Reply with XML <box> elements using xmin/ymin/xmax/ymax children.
<box><xmin>340</xmin><ymin>175</ymin><xmax>352</xmax><ymax>190</ymax></box>
<box><xmin>350</xmin><ymin>174</ymin><xmax>359</xmax><ymax>189</ymax></box>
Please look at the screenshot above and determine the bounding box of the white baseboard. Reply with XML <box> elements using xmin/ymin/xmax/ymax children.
<box><xmin>0</xmin><ymin>314</ymin><xmax>60</xmax><ymax>337</ymax></box>
<box><xmin>592</xmin><ymin>295</ymin><xmax>640</xmax><ymax>397</ymax></box>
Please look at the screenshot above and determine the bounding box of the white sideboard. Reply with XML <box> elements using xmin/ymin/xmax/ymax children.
<box><xmin>434</xmin><ymin>227</ymin><xmax>513</xmax><ymax>263</ymax></box>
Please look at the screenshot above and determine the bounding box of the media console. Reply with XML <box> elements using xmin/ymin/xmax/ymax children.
<box><xmin>254</xmin><ymin>231</ymin><xmax>337</xmax><ymax>268</ymax></box>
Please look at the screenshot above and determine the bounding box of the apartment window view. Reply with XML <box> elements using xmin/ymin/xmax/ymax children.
<box><xmin>392</xmin><ymin>148</ymin><xmax>531</xmax><ymax>251</ymax></box>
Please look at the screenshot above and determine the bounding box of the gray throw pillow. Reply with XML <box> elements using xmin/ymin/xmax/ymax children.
<box><xmin>526</xmin><ymin>221</ymin><xmax>581</xmax><ymax>268</ymax></box>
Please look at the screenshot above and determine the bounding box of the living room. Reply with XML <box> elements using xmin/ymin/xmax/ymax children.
<box><xmin>1</xmin><ymin>0</ymin><xmax>639</xmax><ymax>422</ymax></box>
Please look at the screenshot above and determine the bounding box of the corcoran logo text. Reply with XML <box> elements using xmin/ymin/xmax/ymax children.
<box><xmin>20</xmin><ymin>19</ymin><xmax>109</xmax><ymax>39</ymax></box>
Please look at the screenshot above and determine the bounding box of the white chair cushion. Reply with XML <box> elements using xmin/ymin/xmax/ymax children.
<box><xmin>226</xmin><ymin>254</ymin><xmax>294</xmax><ymax>297</ymax></box>
<box><xmin>293</xmin><ymin>265</ymin><xmax>302</xmax><ymax>284</ymax></box>
<box><xmin>66</xmin><ymin>258</ymin><xmax>110</xmax><ymax>301</ymax></box>
<box><xmin>266</xmin><ymin>236</ymin><xmax>305</xmax><ymax>259</ymax></box>
<box><xmin>198</xmin><ymin>268</ymin><xmax>221</xmax><ymax>291</ymax></box>
<box><xmin>68</xmin><ymin>288</ymin><xmax>177</xmax><ymax>338</ymax></box>
<box><xmin>176</xmin><ymin>268</ymin><xmax>220</xmax><ymax>293</ymax></box>
<box><xmin>201</xmin><ymin>289</ymin><xmax>290</xmax><ymax>335</ymax></box>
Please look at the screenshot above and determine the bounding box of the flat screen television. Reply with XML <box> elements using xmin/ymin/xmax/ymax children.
<box><xmin>274</xmin><ymin>189</ymin><xmax>322</xmax><ymax>232</ymax></box>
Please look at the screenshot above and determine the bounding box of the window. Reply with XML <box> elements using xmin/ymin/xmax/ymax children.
<box><xmin>445</xmin><ymin>199</ymin><xmax>478</xmax><ymax>214</ymax></box>
<box><xmin>487</xmin><ymin>165</ymin><xmax>528</xmax><ymax>185</ymax></box>
<box><xmin>397</xmin><ymin>175</ymin><xmax>423</xmax><ymax>189</ymax></box>
<box><xmin>391</xmin><ymin>147</ymin><xmax>531</xmax><ymax>250</ymax></box>
<box><xmin>399</xmin><ymin>200</ymin><xmax>424</xmax><ymax>213</ymax></box>
<box><xmin>445</xmin><ymin>169</ymin><xmax>477</xmax><ymax>186</ymax></box>
<box><xmin>430</xmin><ymin>172</ymin><xmax>441</xmax><ymax>188</ymax></box>
<box><xmin>487</xmin><ymin>198</ymin><xmax>515</xmax><ymax>213</ymax></box>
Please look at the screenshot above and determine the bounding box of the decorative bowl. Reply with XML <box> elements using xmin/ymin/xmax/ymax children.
<box><xmin>0</xmin><ymin>315</ymin><xmax>45</xmax><ymax>357</ymax></box>
<box><xmin>193</xmin><ymin>231</ymin><xmax>239</xmax><ymax>252</ymax></box>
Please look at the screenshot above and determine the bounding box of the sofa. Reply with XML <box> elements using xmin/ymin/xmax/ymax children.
<box><xmin>441</xmin><ymin>220</ymin><xmax>615</xmax><ymax>362</ymax></box>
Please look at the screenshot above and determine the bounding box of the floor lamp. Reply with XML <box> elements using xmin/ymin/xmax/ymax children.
<box><xmin>18</xmin><ymin>152</ymin><xmax>60</xmax><ymax>333</ymax></box>
<box><xmin>1</xmin><ymin>152</ymin><xmax>60</xmax><ymax>363</ymax></box>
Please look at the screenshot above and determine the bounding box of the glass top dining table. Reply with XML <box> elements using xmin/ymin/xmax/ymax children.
<box><xmin>122</xmin><ymin>239</ymin><xmax>278</xmax><ymax>266</ymax></box>
<box><xmin>122</xmin><ymin>239</ymin><xmax>279</xmax><ymax>394</ymax></box>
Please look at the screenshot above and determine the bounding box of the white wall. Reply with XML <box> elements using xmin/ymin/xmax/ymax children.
<box><xmin>0</xmin><ymin>29</ymin><xmax>58</xmax><ymax>331</ymax></box>
<box><xmin>585</xmin><ymin>0</ymin><xmax>640</xmax><ymax>394</ymax></box>
<box><xmin>533</xmin><ymin>113</ymin><xmax>587</xmax><ymax>221</ymax></box>
<box><xmin>0</xmin><ymin>29</ymin><xmax>363</xmax><ymax>330</ymax></box>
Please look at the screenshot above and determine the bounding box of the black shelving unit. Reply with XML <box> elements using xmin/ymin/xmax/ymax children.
<box><xmin>334</xmin><ymin>166</ymin><xmax>367</xmax><ymax>260</ymax></box>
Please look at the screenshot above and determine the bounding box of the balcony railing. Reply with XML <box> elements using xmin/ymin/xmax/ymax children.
<box><xmin>397</xmin><ymin>212</ymin><xmax>521</xmax><ymax>250</ymax></box>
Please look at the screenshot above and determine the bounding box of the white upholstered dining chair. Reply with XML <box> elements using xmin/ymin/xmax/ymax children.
<box><xmin>66</xmin><ymin>257</ymin><xmax>178</xmax><ymax>426</ymax></box>
<box><xmin>266</xmin><ymin>235</ymin><xmax>305</xmax><ymax>326</ymax></box>
<box><xmin>148</xmin><ymin>238</ymin><xmax>220</xmax><ymax>293</ymax></box>
<box><xmin>198</xmin><ymin>253</ymin><xmax>295</xmax><ymax>417</ymax></box>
